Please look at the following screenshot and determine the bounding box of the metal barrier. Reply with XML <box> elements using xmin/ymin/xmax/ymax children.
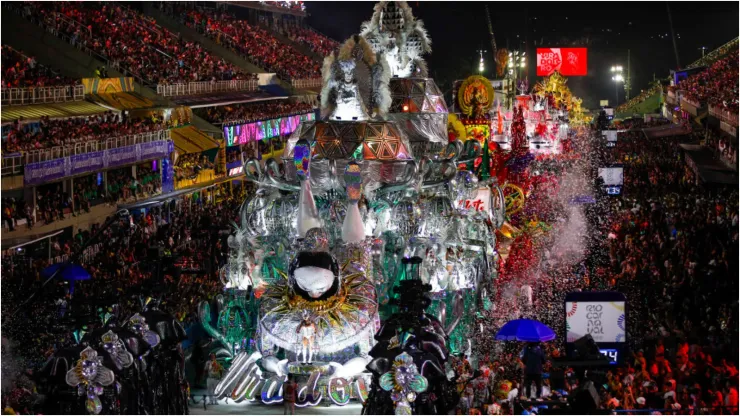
<box><xmin>291</xmin><ymin>78</ymin><xmax>322</xmax><ymax>89</ymax></box>
<box><xmin>1</xmin><ymin>154</ymin><xmax>24</xmax><ymax>177</ymax></box>
<box><xmin>50</xmin><ymin>244</ymin><xmax>101</xmax><ymax>265</ymax></box>
<box><xmin>0</xmin><ymin>85</ymin><xmax>85</xmax><ymax>106</ymax></box>
<box><xmin>156</xmin><ymin>79</ymin><xmax>259</xmax><ymax>97</ymax></box>
<box><xmin>709</xmin><ymin>105</ymin><xmax>738</xmax><ymax>127</ymax></box>
<box><xmin>21</xmin><ymin>130</ymin><xmax>170</xmax><ymax>165</ymax></box>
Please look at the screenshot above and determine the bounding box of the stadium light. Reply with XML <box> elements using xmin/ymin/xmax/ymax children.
<box><xmin>611</xmin><ymin>64</ymin><xmax>624</xmax><ymax>106</ymax></box>
<box><xmin>477</xmin><ymin>49</ymin><xmax>486</xmax><ymax>73</ymax></box>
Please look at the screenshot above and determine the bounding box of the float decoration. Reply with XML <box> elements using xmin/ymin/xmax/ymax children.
<box><xmin>65</xmin><ymin>347</ymin><xmax>115</xmax><ymax>415</ymax></box>
<box><xmin>379</xmin><ymin>352</ymin><xmax>429</xmax><ymax>415</ymax></box>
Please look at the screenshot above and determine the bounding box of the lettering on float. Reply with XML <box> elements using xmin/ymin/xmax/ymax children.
<box><xmin>217</xmin><ymin>352</ymin><xmax>368</xmax><ymax>407</ymax></box>
<box><xmin>458</xmin><ymin>187</ymin><xmax>492</xmax><ymax>213</ymax></box>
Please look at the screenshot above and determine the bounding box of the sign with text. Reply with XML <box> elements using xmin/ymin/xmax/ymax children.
<box><xmin>457</xmin><ymin>187</ymin><xmax>491</xmax><ymax>213</ymax></box>
<box><xmin>24</xmin><ymin>140</ymin><xmax>173</xmax><ymax>186</ymax></box>
<box><xmin>564</xmin><ymin>291</ymin><xmax>627</xmax><ymax>365</ymax></box>
<box><xmin>536</xmin><ymin>48</ymin><xmax>588</xmax><ymax>76</ymax></box>
<box><xmin>566</xmin><ymin>301</ymin><xmax>625</xmax><ymax>343</ymax></box>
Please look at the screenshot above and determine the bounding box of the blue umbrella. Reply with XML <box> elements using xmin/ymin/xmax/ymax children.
<box><xmin>42</xmin><ymin>263</ymin><xmax>91</xmax><ymax>294</ymax></box>
<box><xmin>495</xmin><ymin>318</ymin><xmax>556</xmax><ymax>342</ymax></box>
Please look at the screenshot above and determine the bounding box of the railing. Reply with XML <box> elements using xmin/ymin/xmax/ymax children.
<box><xmin>156</xmin><ymin>79</ymin><xmax>258</xmax><ymax>97</ymax></box>
<box><xmin>1</xmin><ymin>154</ymin><xmax>24</xmax><ymax>177</ymax></box>
<box><xmin>1</xmin><ymin>85</ymin><xmax>85</xmax><ymax>106</ymax></box>
<box><xmin>709</xmin><ymin>105</ymin><xmax>738</xmax><ymax>127</ymax></box>
<box><xmin>291</xmin><ymin>78</ymin><xmax>322</xmax><ymax>89</ymax></box>
<box><xmin>681</xmin><ymin>96</ymin><xmax>703</xmax><ymax>108</ymax></box>
<box><xmin>50</xmin><ymin>243</ymin><xmax>103</xmax><ymax>265</ymax></box>
<box><xmin>21</xmin><ymin>130</ymin><xmax>171</xmax><ymax>165</ymax></box>
<box><xmin>221</xmin><ymin>109</ymin><xmax>315</xmax><ymax>127</ymax></box>
<box><xmin>686</xmin><ymin>37</ymin><xmax>739</xmax><ymax>70</ymax></box>
<box><xmin>221</xmin><ymin>1</ymin><xmax>307</xmax><ymax>17</ymax></box>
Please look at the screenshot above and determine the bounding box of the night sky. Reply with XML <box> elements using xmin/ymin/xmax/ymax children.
<box><xmin>306</xmin><ymin>1</ymin><xmax>739</xmax><ymax>109</ymax></box>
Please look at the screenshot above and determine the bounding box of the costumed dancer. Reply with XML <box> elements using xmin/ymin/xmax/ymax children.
<box><xmin>295</xmin><ymin>312</ymin><xmax>317</xmax><ymax>364</ymax></box>
<box><xmin>204</xmin><ymin>353</ymin><xmax>223</xmax><ymax>405</ymax></box>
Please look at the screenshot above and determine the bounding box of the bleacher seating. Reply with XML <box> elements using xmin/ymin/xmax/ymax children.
<box><xmin>672</xmin><ymin>49</ymin><xmax>738</xmax><ymax>111</ymax></box>
<box><xmin>202</xmin><ymin>101</ymin><xmax>314</xmax><ymax>125</ymax></box>
<box><xmin>2</xmin><ymin>112</ymin><xmax>166</xmax><ymax>154</ymax></box>
<box><xmin>285</xmin><ymin>26</ymin><xmax>339</xmax><ymax>57</ymax></box>
<box><xmin>17</xmin><ymin>2</ymin><xmax>252</xmax><ymax>87</ymax></box>
<box><xmin>2</xmin><ymin>45</ymin><xmax>78</xmax><ymax>88</ymax></box>
<box><xmin>166</xmin><ymin>4</ymin><xmax>321</xmax><ymax>81</ymax></box>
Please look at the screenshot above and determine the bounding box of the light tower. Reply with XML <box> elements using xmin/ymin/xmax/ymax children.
<box><xmin>611</xmin><ymin>65</ymin><xmax>624</xmax><ymax>106</ymax></box>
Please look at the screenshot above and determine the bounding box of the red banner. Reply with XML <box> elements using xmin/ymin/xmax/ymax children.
<box><xmin>536</xmin><ymin>48</ymin><xmax>588</xmax><ymax>76</ymax></box>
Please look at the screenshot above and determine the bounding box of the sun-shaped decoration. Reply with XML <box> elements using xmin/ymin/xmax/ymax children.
<box><xmin>457</xmin><ymin>75</ymin><xmax>494</xmax><ymax>120</ymax></box>
<box><xmin>379</xmin><ymin>352</ymin><xmax>428</xmax><ymax>415</ymax></box>
<box><xmin>259</xmin><ymin>264</ymin><xmax>378</xmax><ymax>353</ymax></box>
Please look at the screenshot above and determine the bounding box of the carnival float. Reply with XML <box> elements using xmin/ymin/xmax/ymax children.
<box><xmin>208</xmin><ymin>1</ymin><xmax>505</xmax><ymax>411</ymax></box>
<box><xmin>209</xmin><ymin>1</ymin><xmax>592</xmax><ymax>412</ymax></box>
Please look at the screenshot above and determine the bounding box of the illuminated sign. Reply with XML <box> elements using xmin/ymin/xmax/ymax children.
<box><xmin>566</xmin><ymin>301</ymin><xmax>625</xmax><ymax>343</ymax></box>
<box><xmin>599</xmin><ymin>348</ymin><xmax>619</xmax><ymax>365</ymax></box>
<box><xmin>536</xmin><ymin>48</ymin><xmax>588</xmax><ymax>76</ymax></box>
<box><xmin>228</xmin><ymin>166</ymin><xmax>244</xmax><ymax>177</ymax></box>
<box><xmin>564</xmin><ymin>292</ymin><xmax>627</xmax><ymax>365</ymax></box>
<box><xmin>598</xmin><ymin>167</ymin><xmax>624</xmax><ymax>186</ymax></box>
<box><xmin>216</xmin><ymin>352</ymin><xmax>369</xmax><ymax>407</ymax></box>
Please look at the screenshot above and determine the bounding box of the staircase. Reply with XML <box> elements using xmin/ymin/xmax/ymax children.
<box><xmin>259</xmin><ymin>24</ymin><xmax>325</xmax><ymax>63</ymax></box>
<box><xmin>141</xmin><ymin>3</ymin><xmax>295</xmax><ymax>94</ymax></box>
<box><xmin>1</xmin><ymin>9</ymin><xmax>120</xmax><ymax>82</ymax></box>
<box><xmin>142</xmin><ymin>3</ymin><xmax>267</xmax><ymax>74</ymax></box>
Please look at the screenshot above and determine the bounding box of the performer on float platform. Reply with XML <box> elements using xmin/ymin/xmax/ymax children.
<box><xmin>296</xmin><ymin>312</ymin><xmax>317</xmax><ymax>364</ymax></box>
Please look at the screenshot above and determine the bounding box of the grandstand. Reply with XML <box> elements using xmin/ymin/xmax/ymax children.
<box><xmin>1</xmin><ymin>1</ymin><xmax>323</xmax><ymax>246</ymax></box>
<box><xmin>616</xmin><ymin>37</ymin><xmax>739</xmax><ymax>119</ymax></box>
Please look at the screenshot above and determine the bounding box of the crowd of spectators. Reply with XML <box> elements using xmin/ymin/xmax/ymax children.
<box><xmin>105</xmin><ymin>165</ymin><xmax>162</xmax><ymax>204</ymax></box>
<box><xmin>605</xmin><ymin>117</ymin><xmax>672</xmax><ymax>131</ymax></box>
<box><xmin>175</xmin><ymin>153</ymin><xmax>215</xmax><ymax>183</ymax></box>
<box><xmin>1</xmin><ymin>195</ymin><xmax>242</xmax><ymax>413</ymax></box>
<box><xmin>2</xmin><ymin>112</ymin><xmax>166</xmax><ymax>154</ymax></box>
<box><xmin>591</xmin><ymin>129</ymin><xmax>739</xmax><ymax>414</ymax></box>
<box><xmin>1</xmin><ymin>45</ymin><xmax>79</xmax><ymax>89</ymax></box>
<box><xmin>1</xmin><ymin>167</ymin><xmax>162</xmax><ymax>232</ymax></box>
<box><xmin>163</xmin><ymin>3</ymin><xmax>321</xmax><ymax>80</ymax></box>
<box><xmin>672</xmin><ymin>49</ymin><xmax>739</xmax><ymax>111</ymax></box>
<box><xmin>452</xmin><ymin>123</ymin><xmax>738</xmax><ymax>415</ymax></box>
<box><xmin>284</xmin><ymin>26</ymin><xmax>338</xmax><ymax>57</ymax></box>
<box><xmin>202</xmin><ymin>100</ymin><xmax>314</xmax><ymax>125</ymax></box>
<box><xmin>703</xmin><ymin>129</ymin><xmax>738</xmax><ymax>168</ymax></box>
<box><xmin>17</xmin><ymin>2</ymin><xmax>250</xmax><ymax>85</ymax></box>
